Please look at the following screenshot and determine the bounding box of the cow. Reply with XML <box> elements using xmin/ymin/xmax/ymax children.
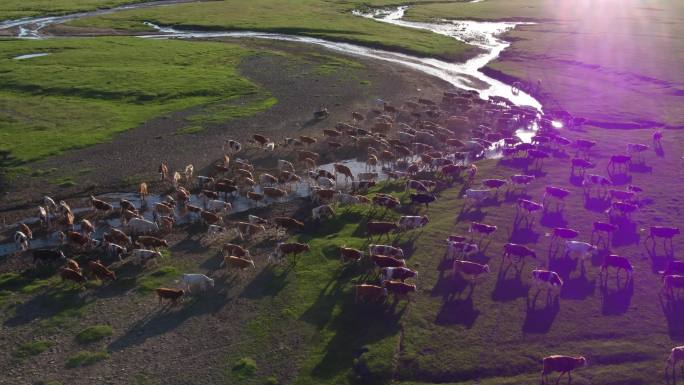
<box><xmin>107</xmin><ymin>228</ymin><xmax>132</xmax><ymax>247</ymax></box>
<box><xmin>60</xmin><ymin>268</ymin><xmax>87</xmax><ymax>286</ymax></box>
<box><xmin>130</xmin><ymin>249</ymin><xmax>162</xmax><ymax>266</ymax></box>
<box><xmin>517</xmin><ymin>199</ymin><xmax>543</xmax><ymax>221</ymax></box>
<box><xmin>32</xmin><ymin>249</ymin><xmax>66</xmax><ymax>266</ymax></box>
<box><xmin>206</xmin><ymin>200</ymin><xmax>231</xmax><ymax>214</ymax></box>
<box><xmin>509</xmin><ymin>174</ymin><xmax>535</xmax><ymax>192</ymax></box>
<box><xmin>600</xmin><ymin>254</ymin><xmax>633</xmax><ymax>280</ymax></box>
<box><xmin>333</xmin><ymin>163</ymin><xmax>354</xmax><ymax>185</ymax></box>
<box><xmin>340</xmin><ymin>247</ymin><xmax>364</xmax><ymax>263</ymax></box>
<box><xmin>570</xmin><ymin>158</ymin><xmax>595</xmax><ymax>176</ymax></box>
<box><xmin>136</xmin><ymin>236</ymin><xmax>169</xmax><ymax>250</ymax></box>
<box><xmin>354</xmin><ymin>284</ymin><xmax>387</xmax><ymax>303</ymax></box>
<box><xmin>263</xmin><ymin>187</ymin><xmax>287</xmax><ymax>201</ymax></box>
<box><xmin>543</xmin><ymin>186</ymin><xmax>570</xmax><ymax>211</ymax></box>
<box><xmin>88</xmin><ymin>260</ymin><xmax>116</xmax><ymax>281</ymax></box>
<box><xmin>277</xmin><ymin>159</ymin><xmax>295</xmax><ymax>173</ymax></box>
<box><xmin>65</xmin><ymin>258</ymin><xmax>80</xmax><ymax>273</ymax></box>
<box><xmin>59</xmin><ymin>231</ymin><xmax>94</xmax><ymax>250</ymax></box>
<box><xmin>666</xmin><ymin>346</ymin><xmax>684</xmax><ymax>380</ymax></box>
<box><xmin>369</xmin><ymin>245</ymin><xmax>404</xmax><ymax>259</ymax></box>
<box><xmin>14</xmin><ymin>231</ymin><xmax>29</xmax><ymax>251</ymax></box>
<box><xmin>564</xmin><ymin>241</ymin><xmax>597</xmax><ymax>261</ymax></box>
<box><xmin>312</xmin><ymin>204</ymin><xmax>335</xmax><ymax>221</ymax></box>
<box><xmin>663</xmin><ymin>275</ymin><xmax>684</xmax><ymax>298</ymax></box>
<box><xmin>273</xmin><ymin>217</ymin><xmax>304</xmax><ymax>234</ymax></box>
<box><xmin>532</xmin><ymin>270</ymin><xmax>564</xmax><ymax>294</ymax></box>
<box><xmin>481</xmin><ymin>179</ymin><xmax>507</xmax><ymax>191</ymax></box>
<box><xmin>446</xmin><ymin>241</ymin><xmax>479</xmax><ymax>260</ymax></box>
<box><xmin>583</xmin><ymin>174</ymin><xmax>612</xmax><ymax>196</ymax></box>
<box><xmin>223</xmin><ymin>139</ymin><xmax>242</xmax><ymax>154</ymax></box>
<box><xmin>503</xmin><ymin>243</ymin><xmax>537</xmax><ymax>263</ymax></box>
<box><xmin>606</xmin><ymin>200</ymin><xmax>638</xmax><ymax>219</ymax></box>
<box><xmin>452</xmin><ymin>260</ymin><xmax>490</xmax><ymax>282</ymax></box>
<box><xmin>397</xmin><ymin>215</ymin><xmax>429</xmax><ymax>231</ymax></box>
<box><xmin>106</xmin><ymin>242</ymin><xmax>127</xmax><ymax>261</ymax></box>
<box><xmin>156</xmin><ymin>288</ymin><xmax>184</xmax><ymax>305</ymax></box>
<box><xmin>406</xmin><ymin>179</ymin><xmax>428</xmax><ymax>193</ymax></box>
<box><xmin>126</xmin><ymin>218</ymin><xmax>159</xmax><ymax>235</ymax></box>
<box><xmin>646</xmin><ymin>226</ymin><xmax>680</xmax><ymax>253</ymax></box>
<box><xmin>607</xmin><ymin>154</ymin><xmax>631</xmax><ymax>173</ymax></box>
<box><xmin>469</xmin><ymin>222</ymin><xmax>497</xmax><ymax>239</ymax></box>
<box><xmin>220</xmin><ymin>256</ymin><xmax>255</xmax><ymax>273</ymax></box>
<box><xmin>409</xmin><ymin>193</ymin><xmax>436</xmax><ymax>209</ymax></box>
<box><xmin>372</xmin><ymin>254</ymin><xmax>406</xmax><ymax>269</ymax></box>
<box><xmin>270</xmin><ymin>242</ymin><xmax>310</xmax><ymax>263</ymax></box>
<box><xmin>541</xmin><ymin>355</ymin><xmax>587</xmax><ymax>385</ymax></box>
<box><xmin>383</xmin><ymin>280</ymin><xmax>416</xmax><ymax>301</ymax></box>
<box><xmin>591</xmin><ymin>221</ymin><xmax>618</xmax><ymax>247</ymax></box>
<box><xmin>367</xmin><ymin>221</ymin><xmax>398</xmax><ymax>240</ymax></box>
<box><xmin>182</xmin><ymin>273</ymin><xmax>214</xmax><ymax>293</ymax></box>
<box><xmin>372</xmin><ymin>194</ymin><xmax>400</xmax><ymax>210</ymax></box>
<box><xmin>18</xmin><ymin>223</ymin><xmax>32</xmax><ymax>240</ymax></box>
<box><xmin>381</xmin><ymin>267</ymin><xmax>417</xmax><ymax>282</ymax></box>
<box><xmin>90</xmin><ymin>195</ymin><xmax>113</xmax><ymax>214</ymax></box>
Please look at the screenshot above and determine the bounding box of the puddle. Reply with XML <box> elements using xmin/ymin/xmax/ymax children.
<box><xmin>13</xmin><ymin>52</ymin><xmax>50</xmax><ymax>60</ymax></box>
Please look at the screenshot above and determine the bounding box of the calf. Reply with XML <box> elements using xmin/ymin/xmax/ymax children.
<box><xmin>541</xmin><ymin>355</ymin><xmax>587</xmax><ymax>385</ymax></box>
<box><xmin>182</xmin><ymin>273</ymin><xmax>214</xmax><ymax>293</ymax></box>
<box><xmin>383</xmin><ymin>280</ymin><xmax>416</xmax><ymax>301</ymax></box>
<box><xmin>88</xmin><ymin>260</ymin><xmax>116</xmax><ymax>281</ymax></box>
<box><xmin>381</xmin><ymin>267</ymin><xmax>417</xmax><ymax>282</ymax></box>
<box><xmin>354</xmin><ymin>284</ymin><xmax>387</xmax><ymax>303</ymax></box>
<box><xmin>367</xmin><ymin>221</ymin><xmax>399</xmax><ymax>240</ymax></box>
<box><xmin>600</xmin><ymin>254</ymin><xmax>633</xmax><ymax>279</ymax></box>
<box><xmin>397</xmin><ymin>215</ymin><xmax>429</xmax><ymax>231</ymax></box>
<box><xmin>156</xmin><ymin>288</ymin><xmax>184</xmax><ymax>305</ymax></box>
<box><xmin>452</xmin><ymin>260</ymin><xmax>490</xmax><ymax>282</ymax></box>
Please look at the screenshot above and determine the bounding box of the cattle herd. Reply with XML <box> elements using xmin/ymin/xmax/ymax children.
<box><xmin>5</xmin><ymin>89</ymin><xmax>683</xmax><ymax>382</ymax></box>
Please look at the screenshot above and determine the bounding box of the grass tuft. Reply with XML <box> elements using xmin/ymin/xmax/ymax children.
<box><xmin>76</xmin><ymin>325</ymin><xmax>113</xmax><ymax>344</ymax></box>
<box><xmin>14</xmin><ymin>340</ymin><xmax>54</xmax><ymax>358</ymax></box>
<box><xmin>65</xmin><ymin>350</ymin><xmax>110</xmax><ymax>368</ymax></box>
<box><xmin>232</xmin><ymin>357</ymin><xmax>258</xmax><ymax>379</ymax></box>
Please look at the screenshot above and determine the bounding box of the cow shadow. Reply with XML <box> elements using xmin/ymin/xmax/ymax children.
<box><xmin>491</xmin><ymin>261</ymin><xmax>530</xmax><ymax>302</ymax></box>
<box><xmin>608</xmin><ymin>172</ymin><xmax>632</xmax><ymax>186</ymax></box>
<box><xmin>300</xmin><ymin>275</ymin><xmax>347</xmax><ymax>330</ymax></box>
<box><xmin>4</xmin><ymin>287</ymin><xmax>91</xmax><ymax>327</ymax></box>
<box><xmin>655</xmin><ymin>144</ymin><xmax>665</xmax><ymax>157</ymax></box>
<box><xmin>108</xmin><ymin>276</ymin><xmax>232</xmax><ymax>352</ymax></box>
<box><xmin>509</xmin><ymin>221</ymin><xmax>540</xmax><ymax>244</ymax></box>
<box><xmin>435</xmin><ymin>296</ymin><xmax>480</xmax><ymax>329</ymax></box>
<box><xmin>522</xmin><ymin>292</ymin><xmax>559</xmax><ymax>334</ymax></box>
<box><xmin>240</xmin><ymin>264</ymin><xmax>292</xmax><ymax>299</ymax></box>
<box><xmin>457</xmin><ymin>207</ymin><xmax>486</xmax><ymax>223</ymax></box>
<box><xmin>499</xmin><ymin>157</ymin><xmax>531</xmax><ymax>170</ymax></box>
<box><xmin>549</xmin><ymin>256</ymin><xmax>578</xmax><ymax>279</ymax></box>
<box><xmin>504</xmin><ymin>189</ymin><xmax>531</xmax><ymax>203</ymax></box>
<box><xmin>600</xmin><ymin>276</ymin><xmax>633</xmax><ymax>315</ymax></box>
<box><xmin>584</xmin><ymin>195</ymin><xmax>611</xmax><ymax>213</ymax></box>
<box><xmin>560</xmin><ymin>270</ymin><xmax>595</xmax><ymax>300</ymax></box>
<box><xmin>540</xmin><ymin>211</ymin><xmax>568</xmax><ymax>229</ymax></box>
<box><xmin>568</xmin><ymin>175</ymin><xmax>585</xmax><ymax>187</ymax></box>
<box><xmin>660</xmin><ymin>295</ymin><xmax>684</xmax><ymax>339</ymax></box>
<box><xmin>629</xmin><ymin>163</ymin><xmax>652</xmax><ymax>173</ymax></box>
<box><xmin>431</xmin><ymin>267</ymin><xmax>471</xmax><ymax>301</ymax></box>
<box><xmin>611</xmin><ymin>218</ymin><xmax>639</xmax><ymax>247</ymax></box>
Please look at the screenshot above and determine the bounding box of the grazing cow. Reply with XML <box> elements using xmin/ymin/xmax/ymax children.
<box><xmin>469</xmin><ymin>222</ymin><xmax>497</xmax><ymax>239</ymax></box>
<box><xmin>591</xmin><ymin>221</ymin><xmax>618</xmax><ymax>246</ymax></box>
<box><xmin>372</xmin><ymin>255</ymin><xmax>406</xmax><ymax>268</ymax></box>
<box><xmin>182</xmin><ymin>273</ymin><xmax>214</xmax><ymax>293</ymax></box>
<box><xmin>446</xmin><ymin>241</ymin><xmax>479</xmax><ymax>260</ymax></box>
<box><xmin>369</xmin><ymin>245</ymin><xmax>404</xmax><ymax>259</ymax></box>
<box><xmin>583</xmin><ymin>174</ymin><xmax>612</xmax><ymax>195</ymax></box>
<box><xmin>65</xmin><ymin>258</ymin><xmax>80</xmax><ymax>273</ymax></box>
<box><xmin>354</xmin><ymin>284</ymin><xmax>387</xmax><ymax>303</ymax></box>
<box><xmin>88</xmin><ymin>260</ymin><xmax>116</xmax><ymax>281</ymax></box>
<box><xmin>200</xmin><ymin>211</ymin><xmax>221</xmax><ymax>226</ymax></box>
<box><xmin>233</xmin><ymin>222</ymin><xmax>266</xmax><ymax>240</ymax></box>
<box><xmin>130</xmin><ymin>249</ymin><xmax>162</xmax><ymax>266</ymax></box>
<box><xmin>541</xmin><ymin>355</ymin><xmax>587</xmax><ymax>385</ymax></box>
<box><xmin>666</xmin><ymin>346</ymin><xmax>684</xmax><ymax>379</ymax></box>
<box><xmin>367</xmin><ymin>221</ymin><xmax>399</xmax><ymax>240</ymax></box>
<box><xmin>126</xmin><ymin>218</ymin><xmax>159</xmax><ymax>234</ymax></box>
<box><xmin>570</xmin><ymin>158</ymin><xmax>595</xmax><ymax>176</ymax></box>
<box><xmin>564</xmin><ymin>241</ymin><xmax>597</xmax><ymax>260</ymax></box>
<box><xmin>60</xmin><ymin>268</ymin><xmax>86</xmax><ymax>286</ymax></box>
<box><xmin>206</xmin><ymin>200</ymin><xmax>231</xmax><ymax>214</ymax></box>
<box><xmin>383</xmin><ymin>280</ymin><xmax>416</xmax><ymax>301</ymax></box>
<box><xmin>32</xmin><ymin>249</ymin><xmax>66</xmax><ymax>265</ymax></box>
<box><xmin>453</xmin><ymin>260</ymin><xmax>490</xmax><ymax>282</ymax></box>
<box><xmin>59</xmin><ymin>231</ymin><xmax>93</xmax><ymax>249</ymax></box>
<box><xmin>312</xmin><ymin>204</ymin><xmax>335</xmax><ymax>221</ymax></box>
<box><xmin>481</xmin><ymin>179</ymin><xmax>507</xmax><ymax>191</ymax></box>
<box><xmin>271</xmin><ymin>242</ymin><xmax>310</xmax><ymax>263</ymax></box>
<box><xmin>381</xmin><ymin>267</ymin><xmax>417</xmax><ymax>282</ymax></box>
<box><xmin>220</xmin><ymin>256</ymin><xmax>255</xmax><ymax>272</ymax></box>
<box><xmin>156</xmin><ymin>288</ymin><xmax>184</xmax><ymax>305</ymax></box>
<box><xmin>19</xmin><ymin>223</ymin><xmax>32</xmax><ymax>240</ymax></box>
<box><xmin>397</xmin><ymin>215</ymin><xmax>429</xmax><ymax>231</ymax></box>
<box><xmin>509</xmin><ymin>174</ymin><xmax>535</xmax><ymax>192</ymax></box>
<box><xmin>273</xmin><ymin>217</ymin><xmax>304</xmax><ymax>234</ymax></box>
<box><xmin>333</xmin><ymin>163</ymin><xmax>354</xmax><ymax>185</ymax></box>
<box><xmin>550</xmin><ymin>227</ymin><xmax>580</xmax><ymax>242</ymax></box>
<box><xmin>263</xmin><ymin>187</ymin><xmax>287</xmax><ymax>201</ymax></box>
<box><xmin>608</xmin><ymin>154</ymin><xmax>631</xmax><ymax>173</ymax></box>
<box><xmin>14</xmin><ymin>231</ymin><xmax>29</xmax><ymax>251</ymax></box>
<box><xmin>517</xmin><ymin>199</ymin><xmax>543</xmax><ymax>221</ymax></box>
<box><xmin>136</xmin><ymin>236</ymin><xmax>168</xmax><ymax>250</ymax></box>
<box><xmin>543</xmin><ymin>186</ymin><xmax>570</xmax><ymax>210</ymax></box>
<box><xmin>600</xmin><ymin>254</ymin><xmax>633</xmax><ymax>279</ymax></box>
<box><xmin>646</xmin><ymin>226</ymin><xmax>680</xmax><ymax>252</ymax></box>
<box><xmin>503</xmin><ymin>243</ymin><xmax>537</xmax><ymax>263</ymax></box>
<box><xmin>340</xmin><ymin>247</ymin><xmax>364</xmax><ymax>263</ymax></box>
<box><xmin>108</xmin><ymin>228</ymin><xmax>132</xmax><ymax>246</ymax></box>
<box><xmin>463</xmin><ymin>189</ymin><xmax>491</xmax><ymax>205</ymax></box>
<box><xmin>532</xmin><ymin>270</ymin><xmax>564</xmax><ymax>292</ymax></box>
<box><xmin>259</xmin><ymin>173</ymin><xmax>278</xmax><ymax>187</ymax></box>
<box><xmin>224</xmin><ymin>139</ymin><xmax>242</xmax><ymax>154</ymax></box>
<box><xmin>106</xmin><ymin>243</ymin><xmax>127</xmax><ymax>261</ymax></box>
<box><xmin>372</xmin><ymin>194</ymin><xmax>400</xmax><ymax>210</ymax></box>
<box><xmin>410</xmin><ymin>193</ymin><xmax>436</xmax><ymax>209</ymax></box>
<box><xmin>606</xmin><ymin>201</ymin><xmax>638</xmax><ymax>218</ymax></box>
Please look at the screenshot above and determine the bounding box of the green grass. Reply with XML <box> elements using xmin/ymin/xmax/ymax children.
<box><xmin>76</xmin><ymin>325</ymin><xmax>114</xmax><ymax>344</ymax></box>
<box><xmin>176</xmin><ymin>125</ymin><xmax>204</xmax><ymax>135</ymax></box>
<box><xmin>232</xmin><ymin>357</ymin><xmax>258</xmax><ymax>380</ymax></box>
<box><xmin>65</xmin><ymin>349</ymin><xmax>110</xmax><ymax>368</ymax></box>
<box><xmin>64</xmin><ymin>0</ymin><xmax>477</xmax><ymax>62</ymax></box>
<box><xmin>136</xmin><ymin>265</ymin><xmax>179</xmax><ymax>293</ymax></box>
<box><xmin>14</xmin><ymin>340</ymin><xmax>54</xmax><ymax>358</ymax></box>
<box><xmin>0</xmin><ymin>37</ymin><xmax>274</xmax><ymax>163</ymax></box>
<box><xmin>0</xmin><ymin>0</ymin><xmax>154</xmax><ymax>20</ymax></box>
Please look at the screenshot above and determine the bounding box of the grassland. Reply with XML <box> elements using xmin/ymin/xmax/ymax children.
<box><xmin>0</xmin><ymin>37</ymin><xmax>274</xmax><ymax>163</ymax></box>
<box><xmin>0</xmin><ymin>0</ymin><xmax>155</xmax><ymax>20</ymax></box>
<box><xmin>62</xmin><ymin>0</ymin><xmax>477</xmax><ymax>62</ymax></box>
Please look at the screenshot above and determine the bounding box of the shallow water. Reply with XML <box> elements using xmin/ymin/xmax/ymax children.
<box><xmin>12</xmin><ymin>52</ymin><xmax>50</xmax><ymax>60</ymax></box>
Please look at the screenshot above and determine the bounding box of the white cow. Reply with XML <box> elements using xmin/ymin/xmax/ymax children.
<box><xmin>312</xmin><ymin>204</ymin><xmax>335</xmax><ymax>220</ymax></box>
<box><xmin>564</xmin><ymin>241</ymin><xmax>597</xmax><ymax>260</ymax></box>
<box><xmin>463</xmin><ymin>189</ymin><xmax>491</xmax><ymax>204</ymax></box>
<box><xmin>130</xmin><ymin>249</ymin><xmax>162</xmax><ymax>265</ymax></box>
<box><xmin>316</xmin><ymin>176</ymin><xmax>335</xmax><ymax>189</ymax></box>
<box><xmin>397</xmin><ymin>215</ymin><xmax>429</xmax><ymax>231</ymax></box>
<box><xmin>369</xmin><ymin>244</ymin><xmax>404</xmax><ymax>258</ymax></box>
<box><xmin>206</xmin><ymin>200</ymin><xmax>231</xmax><ymax>214</ymax></box>
<box><xmin>126</xmin><ymin>218</ymin><xmax>159</xmax><ymax>235</ymax></box>
<box><xmin>182</xmin><ymin>273</ymin><xmax>215</xmax><ymax>293</ymax></box>
<box><xmin>14</xmin><ymin>231</ymin><xmax>29</xmax><ymax>251</ymax></box>
<box><xmin>446</xmin><ymin>241</ymin><xmax>479</xmax><ymax>259</ymax></box>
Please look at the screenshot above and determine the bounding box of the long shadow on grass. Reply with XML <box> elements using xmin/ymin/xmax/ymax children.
<box><xmin>540</xmin><ymin>210</ymin><xmax>568</xmax><ymax>229</ymax></box>
<box><xmin>610</xmin><ymin>217</ymin><xmax>640</xmax><ymax>247</ymax></box>
<box><xmin>491</xmin><ymin>260</ymin><xmax>530</xmax><ymax>302</ymax></box>
<box><xmin>660</xmin><ymin>295</ymin><xmax>684</xmax><ymax>339</ymax></box>
<box><xmin>600</xmin><ymin>275</ymin><xmax>633</xmax><ymax>315</ymax></box>
<box><xmin>560</xmin><ymin>269</ymin><xmax>595</xmax><ymax>300</ymax></box>
<box><xmin>4</xmin><ymin>286</ymin><xmax>90</xmax><ymax>327</ymax></box>
<box><xmin>584</xmin><ymin>195</ymin><xmax>611</xmax><ymax>213</ymax></box>
<box><xmin>509</xmin><ymin>219</ymin><xmax>540</xmax><ymax>244</ymax></box>
<box><xmin>108</xmin><ymin>275</ymin><xmax>233</xmax><ymax>352</ymax></box>
<box><xmin>522</xmin><ymin>292</ymin><xmax>559</xmax><ymax>334</ymax></box>
<box><xmin>240</xmin><ymin>265</ymin><xmax>292</xmax><ymax>299</ymax></box>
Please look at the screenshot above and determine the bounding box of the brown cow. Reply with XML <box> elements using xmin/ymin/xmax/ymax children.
<box><xmin>221</xmin><ymin>243</ymin><xmax>250</xmax><ymax>258</ymax></box>
<box><xmin>263</xmin><ymin>187</ymin><xmax>287</xmax><ymax>200</ymax></box>
<box><xmin>19</xmin><ymin>223</ymin><xmax>32</xmax><ymax>240</ymax></box>
<box><xmin>60</xmin><ymin>268</ymin><xmax>86</xmax><ymax>285</ymax></box>
<box><xmin>220</xmin><ymin>256</ymin><xmax>255</xmax><ymax>272</ymax></box>
<box><xmin>354</xmin><ymin>284</ymin><xmax>387</xmax><ymax>303</ymax></box>
<box><xmin>271</xmin><ymin>242</ymin><xmax>310</xmax><ymax>264</ymax></box>
<box><xmin>233</xmin><ymin>222</ymin><xmax>266</xmax><ymax>240</ymax></box>
<box><xmin>383</xmin><ymin>280</ymin><xmax>416</xmax><ymax>301</ymax></box>
<box><xmin>90</xmin><ymin>195</ymin><xmax>113</xmax><ymax>213</ymax></box>
<box><xmin>59</xmin><ymin>231</ymin><xmax>92</xmax><ymax>249</ymax></box>
<box><xmin>273</xmin><ymin>217</ymin><xmax>304</xmax><ymax>234</ymax></box>
<box><xmin>541</xmin><ymin>355</ymin><xmax>587</xmax><ymax>384</ymax></box>
<box><xmin>371</xmin><ymin>254</ymin><xmax>406</xmax><ymax>268</ymax></box>
<box><xmin>453</xmin><ymin>260</ymin><xmax>490</xmax><ymax>282</ymax></box>
<box><xmin>156</xmin><ymin>288</ymin><xmax>184</xmax><ymax>305</ymax></box>
<box><xmin>65</xmin><ymin>258</ymin><xmax>80</xmax><ymax>273</ymax></box>
<box><xmin>88</xmin><ymin>260</ymin><xmax>116</xmax><ymax>281</ymax></box>
<box><xmin>247</xmin><ymin>191</ymin><xmax>264</xmax><ymax>206</ymax></box>
<box><xmin>367</xmin><ymin>221</ymin><xmax>399</xmax><ymax>240</ymax></box>
<box><xmin>137</xmin><ymin>236</ymin><xmax>169</xmax><ymax>250</ymax></box>
<box><xmin>340</xmin><ymin>247</ymin><xmax>364</xmax><ymax>263</ymax></box>
<box><xmin>200</xmin><ymin>210</ymin><xmax>221</xmax><ymax>225</ymax></box>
